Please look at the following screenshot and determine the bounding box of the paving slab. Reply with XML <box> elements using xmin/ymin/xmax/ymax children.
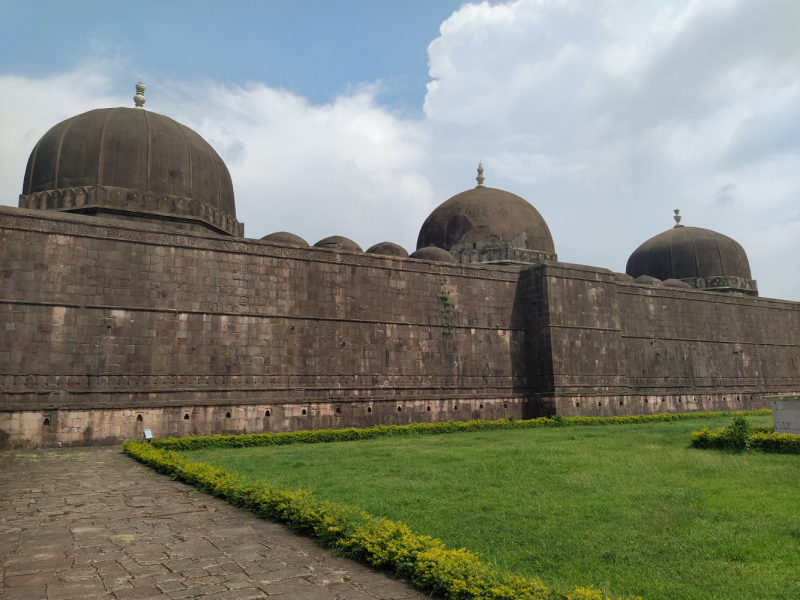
<box><xmin>0</xmin><ymin>448</ymin><xmax>428</xmax><ymax>599</ymax></box>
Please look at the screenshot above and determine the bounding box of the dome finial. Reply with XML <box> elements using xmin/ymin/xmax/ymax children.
<box><xmin>134</xmin><ymin>81</ymin><xmax>146</xmax><ymax>109</ymax></box>
<box><xmin>674</xmin><ymin>209</ymin><xmax>683</xmax><ymax>228</ymax></box>
<box><xmin>476</xmin><ymin>161</ymin><xmax>485</xmax><ymax>188</ymax></box>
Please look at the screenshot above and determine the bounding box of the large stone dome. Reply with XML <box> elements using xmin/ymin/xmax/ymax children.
<box><xmin>417</xmin><ymin>164</ymin><xmax>556</xmax><ymax>265</ymax></box>
<box><xmin>19</xmin><ymin>92</ymin><xmax>242</xmax><ymax>237</ymax></box>
<box><xmin>626</xmin><ymin>211</ymin><xmax>756</xmax><ymax>295</ymax></box>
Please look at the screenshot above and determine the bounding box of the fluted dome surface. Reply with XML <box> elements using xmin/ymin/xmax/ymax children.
<box><xmin>417</xmin><ymin>186</ymin><xmax>556</xmax><ymax>265</ymax></box>
<box><xmin>20</xmin><ymin>107</ymin><xmax>242</xmax><ymax>237</ymax></box>
<box><xmin>626</xmin><ymin>226</ymin><xmax>751</xmax><ymax>281</ymax></box>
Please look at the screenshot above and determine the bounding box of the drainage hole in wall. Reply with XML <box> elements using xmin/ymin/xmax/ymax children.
<box><xmin>576</xmin><ymin>402</ymin><xmax>580</xmax><ymax>408</ymax></box>
<box><xmin>43</xmin><ymin>417</ymin><xmax>50</xmax><ymax>426</ymax></box>
<box><xmin>644</xmin><ymin>399</ymin><xmax>648</xmax><ymax>404</ymax></box>
<box><xmin>598</xmin><ymin>402</ymin><xmax>602</xmax><ymax>407</ymax></box>
<box><xmin>397</xmin><ymin>406</ymin><xmax>402</xmax><ymax>412</ymax></box>
<box><xmin>184</xmin><ymin>414</ymin><xmax>190</xmax><ymax>420</ymax></box>
<box><xmin>678</xmin><ymin>398</ymin><xmax>682</xmax><ymax>403</ymax></box>
<box><xmin>454</xmin><ymin>405</ymin><xmax>458</xmax><ymax>411</ymax></box>
<box><xmin>225</xmin><ymin>412</ymin><xmax>231</xmax><ymax>418</ymax></box>
<box><xmin>426</xmin><ymin>406</ymin><xmax>431</xmax><ymax>412</ymax></box>
<box><xmin>619</xmin><ymin>400</ymin><xmax>624</xmax><ymax>406</ymax></box>
<box><xmin>265</xmin><ymin>410</ymin><xmax>271</xmax><ymax>417</ymax></box>
<box><xmin>367</xmin><ymin>406</ymin><xmax>372</xmax><ymax>413</ymax></box>
<box><xmin>336</xmin><ymin>407</ymin><xmax>341</xmax><ymax>414</ymax></box>
<box><xmin>479</xmin><ymin>403</ymin><xmax>484</xmax><ymax>409</ymax></box>
<box><xmin>661</xmin><ymin>398</ymin><xmax>666</xmax><ymax>403</ymax></box>
<box><xmin>136</xmin><ymin>414</ymin><xmax>143</xmax><ymax>422</ymax></box>
<box><xmin>302</xmin><ymin>409</ymin><xmax>307</xmax><ymax>416</ymax></box>
<box><xmin>503</xmin><ymin>403</ymin><xmax>508</xmax><ymax>408</ymax></box>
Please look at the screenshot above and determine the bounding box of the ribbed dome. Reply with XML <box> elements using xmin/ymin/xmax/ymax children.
<box><xmin>417</xmin><ymin>166</ymin><xmax>556</xmax><ymax>266</ymax></box>
<box><xmin>418</xmin><ymin>187</ymin><xmax>555</xmax><ymax>254</ymax></box>
<box><xmin>626</xmin><ymin>226</ymin><xmax>752</xmax><ymax>281</ymax></box>
<box><xmin>19</xmin><ymin>107</ymin><xmax>242</xmax><ymax>237</ymax></box>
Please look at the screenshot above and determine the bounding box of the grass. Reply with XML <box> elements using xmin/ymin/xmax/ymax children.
<box><xmin>186</xmin><ymin>415</ymin><xmax>800</xmax><ymax>600</ymax></box>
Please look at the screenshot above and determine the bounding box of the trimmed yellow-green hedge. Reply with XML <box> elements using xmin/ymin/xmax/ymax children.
<box><xmin>150</xmin><ymin>410</ymin><xmax>770</xmax><ymax>451</ymax></box>
<box><xmin>123</xmin><ymin>440</ymin><xmax>635</xmax><ymax>600</ymax></box>
<box><xmin>692</xmin><ymin>427</ymin><xmax>800</xmax><ymax>454</ymax></box>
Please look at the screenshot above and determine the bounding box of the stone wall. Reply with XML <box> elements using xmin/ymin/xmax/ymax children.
<box><xmin>1</xmin><ymin>205</ymin><xmax>799</xmax><ymax>448</ymax></box>
<box><xmin>539</xmin><ymin>262</ymin><xmax>800</xmax><ymax>415</ymax></box>
<box><xmin>617</xmin><ymin>278</ymin><xmax>800</xmax><ymax>399</ymax></box>
<box><xmin>0</xmin><ymin>207</ymin><xmax>538</xmax><ymax>447</ymax></box>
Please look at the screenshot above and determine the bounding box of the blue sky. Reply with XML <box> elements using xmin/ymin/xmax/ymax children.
<box><xmin>1</xmin><ymin>1</ymin><xmax>460</xmax><ymax>110</ymax></box>
<box><xmin>1</xmin><ymin>1</ymin><xmax>799</xmax><ymax>300</ymax></box>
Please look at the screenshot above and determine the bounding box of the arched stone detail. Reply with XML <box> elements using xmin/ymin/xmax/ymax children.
<box><xmin>63</xmin><ymin>188</ymin><xmax>75</xmax><ymax>208</ymax></box>
<box><xmin>140</xmin><ymin>192</ymin><xmax>154</xmax><ymax>211</ymax></box>
<box><xmin>75</xmin><ymin>187</ymin><xmax>87</xmax><ymax>207</ymax></box>
<box><xmin>110</xmin><ymin>188</ymin><xmax>125</xmax><ymax>207</ymax></box>
<box><xmin>18</xmin><ymin>184</ymin><xmax>243</xmax><ymax>236</ymax></box>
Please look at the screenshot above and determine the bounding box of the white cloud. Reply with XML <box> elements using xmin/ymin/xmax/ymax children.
<box><xmin>0</xmin><ymin>67</ymin><xmax>433</xmax><ymax>251</ymax></box>
<box><xmin>155</xmin><ymin>80</ymin><xmax>434</xmax><ymax>249</ymax></box>
<box><xmin>422</xmin><ymin>0</ymin><xmax>800</xmax><ymax>300</ymax></box>
<box><xmin>1</xmin><ymin>0</ymin><xmax>799</xmax><ymax>299</ymax></box>
<box><xmin>0</xmin><ymin>60</ymin><xmax>128</xmax><ymax>211</ymax></box>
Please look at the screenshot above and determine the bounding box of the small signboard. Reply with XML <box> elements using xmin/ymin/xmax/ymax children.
<box><xmin>143</xmin><ymin>428</ymin><xmax>153</xmax><ymax>441</ymax></box>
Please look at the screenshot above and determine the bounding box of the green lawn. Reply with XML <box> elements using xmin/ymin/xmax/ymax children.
<box><xmin>187</xmin><ymin>415</ymin><xmax>800</xmax><ymax>600</ymax></box>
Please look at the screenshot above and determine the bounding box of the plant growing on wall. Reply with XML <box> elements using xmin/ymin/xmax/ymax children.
<box><xmin>438</xmin><ymin>275</ymin><xmax>455</xmax><ymax>336</ymax></box>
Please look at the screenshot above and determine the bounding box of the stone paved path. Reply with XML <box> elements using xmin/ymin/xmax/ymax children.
<box><xmin>0</xmin><ymin>448</ymin><xmax>428</xmax><ymax>600</ymax></box>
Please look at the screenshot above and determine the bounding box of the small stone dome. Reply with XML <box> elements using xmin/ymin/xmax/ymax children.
<box><xmin>635</xmin><ymin>275</ymin><xmax>662</xmax><ymax>285</ymax></box>
<box><xmin>614</xmin><ymin>273</ymin><xmax>635</xmax><ymax>283</ymax></box>
<box><xmin>19</xmin><ymin>86</ymin><xmax>241</xmax><ymax>237</ymax></box>
<box><xmin>662</xmin><ymin>278</ymin><xmax>693</xmax><ymax>289</ymax></box>
<box><xmin>366</xmin><ymin>242</ymin><xmax>408</xmax><ymax>258</ymax></box>
<box><xmin>410</xmin><ymin>247</ymin><xmax>455</xmax><ymax>263</ymax></box>
<box><xmin>417</xmin><ymin>164</ymin><xmax>555</xmax><ymax>265</ymax></box>
<box><xmin>314</xmin><ymin>236</ymin><xmax>362</xmax><ymax>252</ymax></box>
<box><xmin>262</xmin><ymin>232</ymin><xmax>308</xmax><ymax>247</ymax></box>
<box><xmin>626</xmin><ymin>211</ymin><xmax>756</xmax><ymax>295</ymax></box>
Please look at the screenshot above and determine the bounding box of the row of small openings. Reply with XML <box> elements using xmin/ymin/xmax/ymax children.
<box><xmin>175</xmin><ymin>395</ymin><xmax>751</xmax><ymax>422</ymax></box>
<box><xmin>45</xmin><ymin>401</ymin><xmax>515</xmax><ymax>427</ymax></box>
<box><xmin>577</xmin><ymin>395</ymin><xmax>749</xmax><ymax>408</ymax></box>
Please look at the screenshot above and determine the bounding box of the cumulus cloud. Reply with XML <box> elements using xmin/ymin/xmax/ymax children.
<box><xmin>0</xmin><ymin>66</ymin><xmax>433</xmax><ymax>251</ymax></box>
<box><xmin>1</xmin><ymin>0</ymin><xmax>799</xmax><ymax>298</ymax></box>
<box><xmin>153</xmin><ymin>80</ymin><xmax>434</xmax><ymax>248</ymax></box>
<box><xmin>0</xmin><ymin>59</ymin><xmax>128</xmax><ymax>212</ymax></box>
<box><xmin>715</xmin><ymin>183</ymin><xmax>737</xmax><ymax>206</ymax></box>
<box><xmin>423</xmin><ymin>0</ymin><xmax>800</xmax><ymax>299</ymax></box>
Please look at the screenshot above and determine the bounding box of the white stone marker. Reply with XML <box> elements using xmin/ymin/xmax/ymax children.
<box><xmin>766</xmin><ymin>395</ymin><xmax>800</xmax><ymax>435</ymax></box>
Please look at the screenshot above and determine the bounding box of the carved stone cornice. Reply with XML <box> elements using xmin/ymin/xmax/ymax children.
<box><xmin>19</xmin><ymin>185</ymin><xmax>243</xmax><ymax>237</ymax></box>
<box><xmin>452</xmin><ymin>246</ymin><xmax>557</xmax><ymax>265</ymax></box>
<box><xmin>680</xmin><ymin>276</ymin><xmax>758</xmax><ymax>295</ymax></box>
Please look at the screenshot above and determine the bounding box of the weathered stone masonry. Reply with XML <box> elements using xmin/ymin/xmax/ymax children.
<box><xmin>1</xmin><ymin>206</ymin><xmax>799</xmax><ymax>447</ymax></box>
<box><xmin>543</xmin><ymin>265</ymin><xmax>800</xmax><ymax>415</ymax></box>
